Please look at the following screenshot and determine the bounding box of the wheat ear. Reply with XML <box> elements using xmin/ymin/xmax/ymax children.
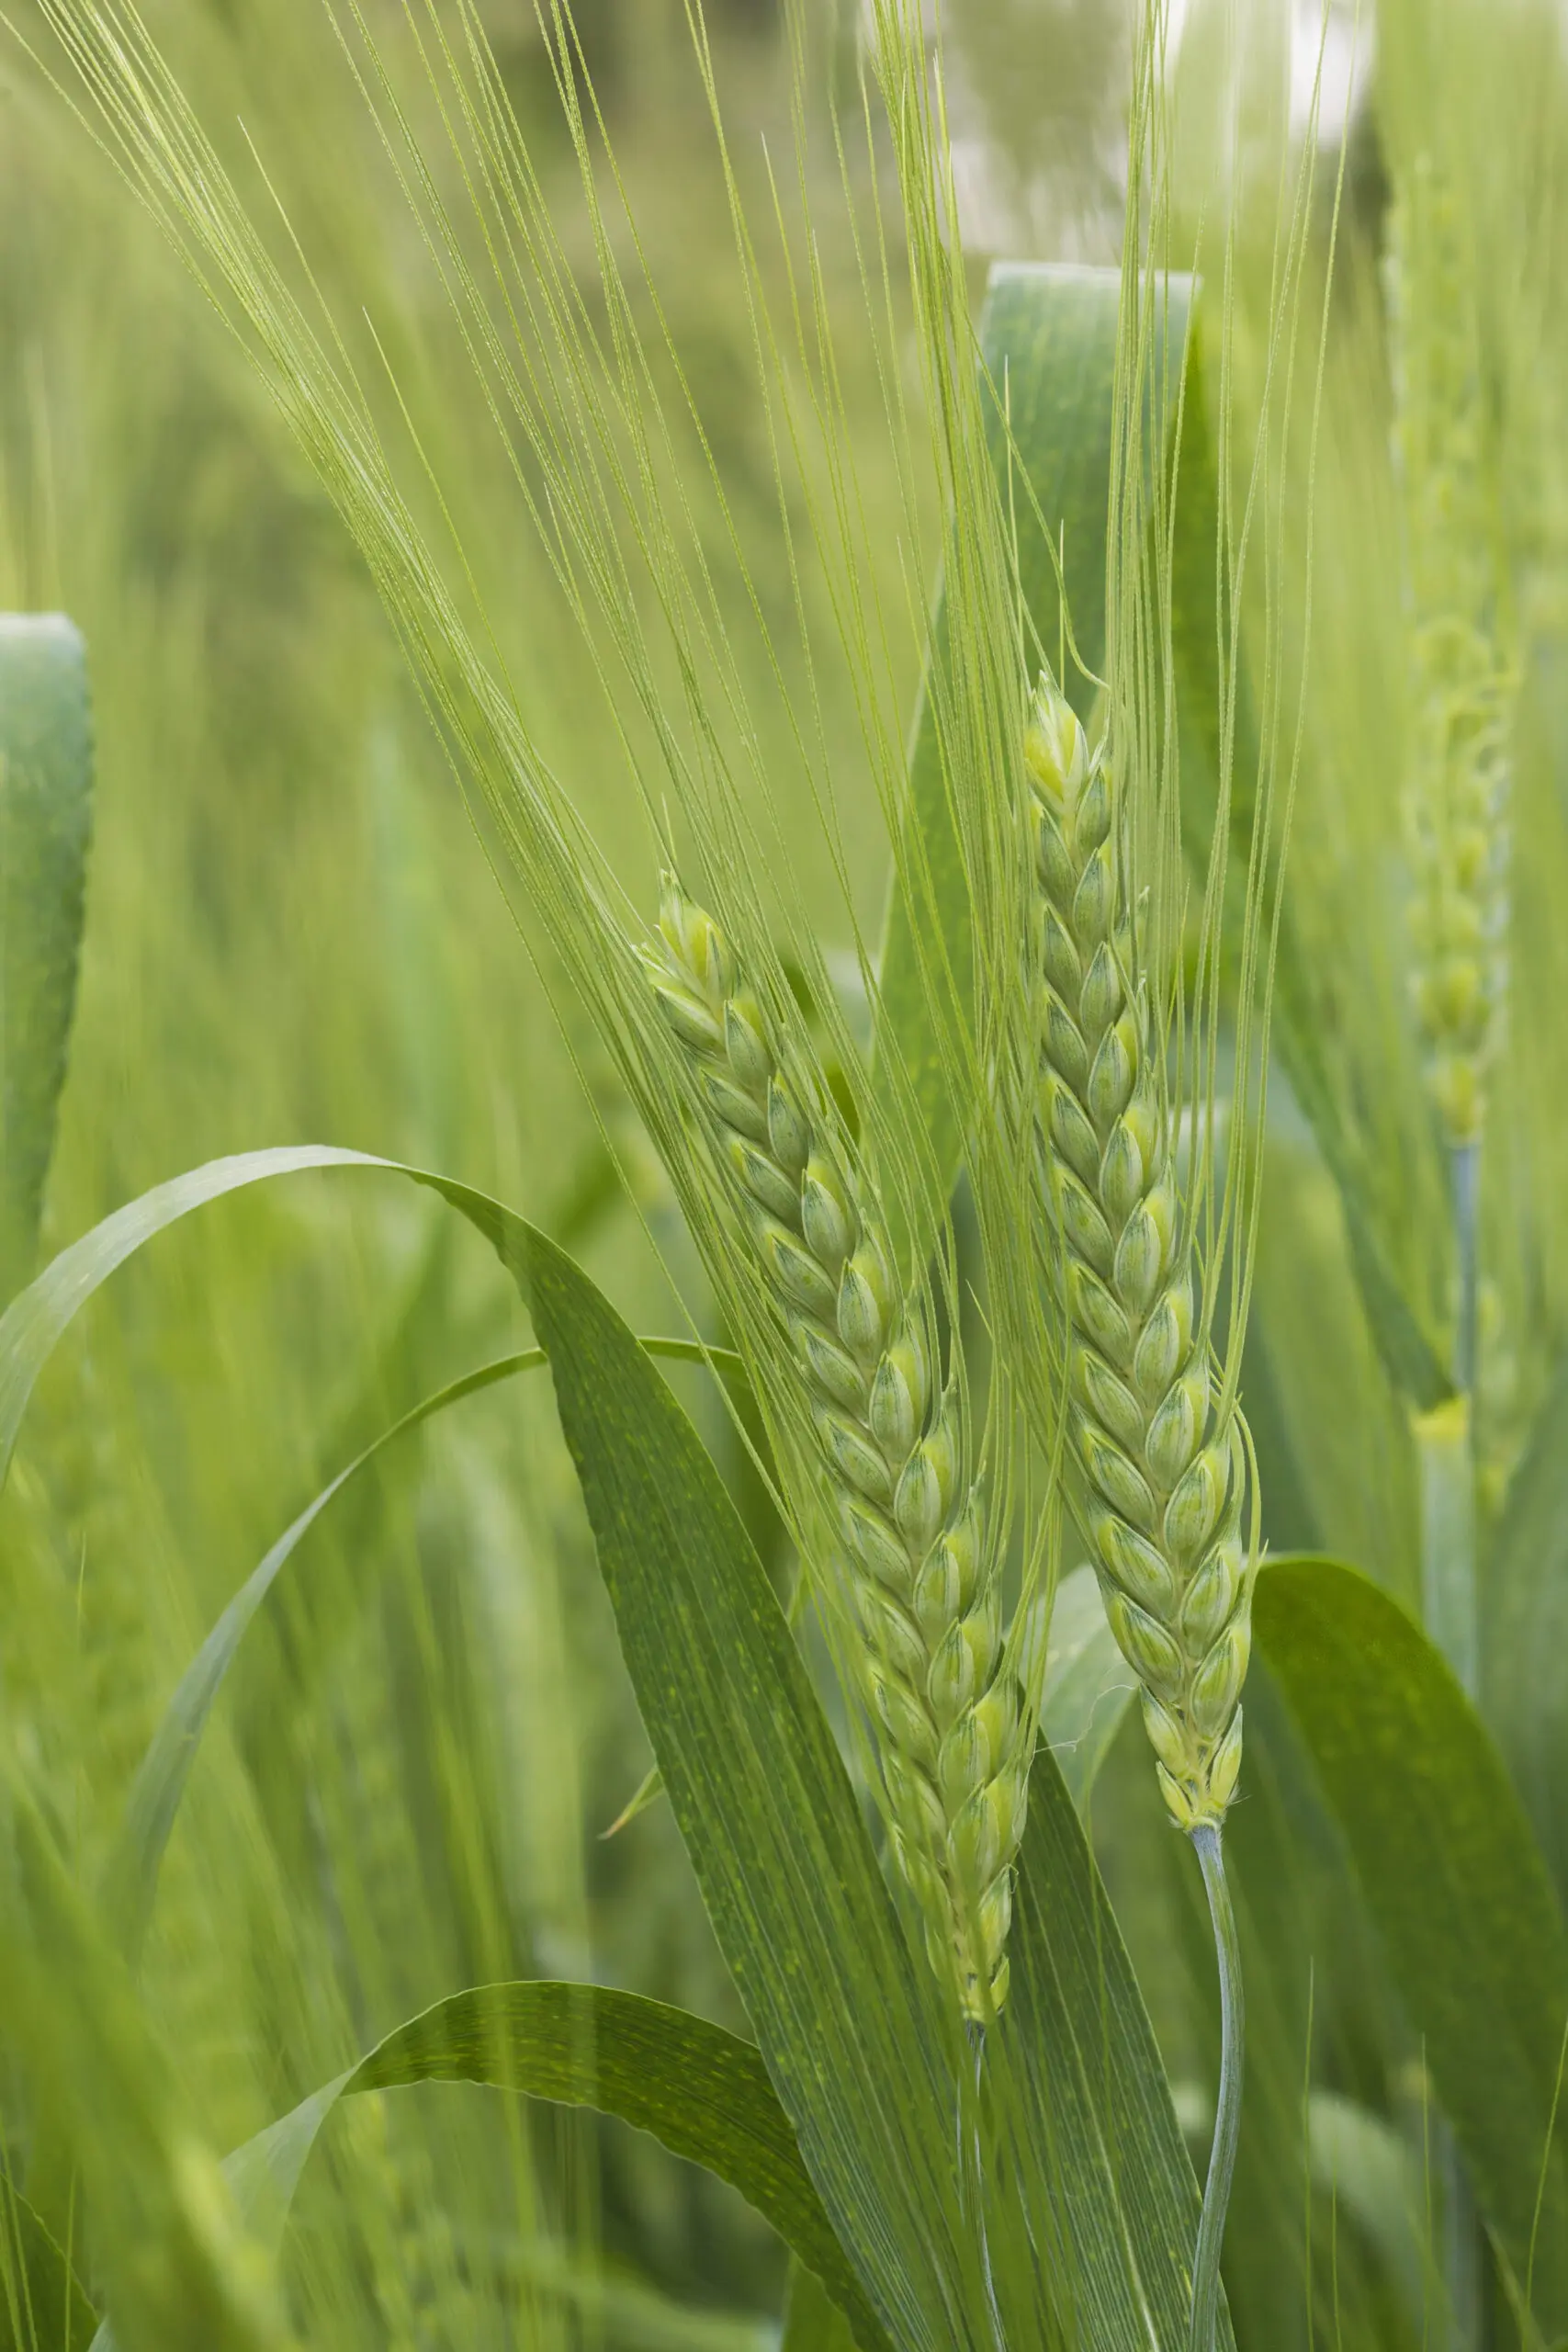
<box><xmin>1387</xmin><ymin>164</ymin><xmax>1516</xmax><ymax>1169</ymax></box>
<box><xmin>1025</xmin><ymin>672</ymin><xmax>1251</xmax><ymax>1835</ymax></box>
<box><xmin>645</xmin><ymin>881</ymin><xmax>1031</xmax><ymax>2018</ymax></box>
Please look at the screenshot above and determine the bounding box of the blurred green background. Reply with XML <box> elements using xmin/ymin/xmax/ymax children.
<box><xmin>12</xmin><ymin>0</ymin><xmax>1559</xmax><ymax>2341</ymax></box>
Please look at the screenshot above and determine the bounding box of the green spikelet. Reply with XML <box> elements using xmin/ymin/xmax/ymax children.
<box><xmin>645</xmin><ymin>881</ymin><xmax>1030</xmax><ymax>2018</ymax></box>
<box><xmin>1387</xmin><ymin>160</ymin><xmax>1517</xmax><ymax>1152</ymax></box>
<box><xmin>1026</xmin><ymin>672</ymin><xmax>1250</xmax><ymax>1834</ymax></box>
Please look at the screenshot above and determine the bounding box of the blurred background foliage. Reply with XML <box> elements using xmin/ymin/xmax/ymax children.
<box><xmin>4</xmin><ymin>0</ymin><xmax>1568</xmax><ymax>2341</ymax></box>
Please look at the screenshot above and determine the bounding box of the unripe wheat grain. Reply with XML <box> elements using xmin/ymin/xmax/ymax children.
<box><xmin>1025</xmin><ymin>672</ymin><xmax>1251</xmax><ymax>1834</ymax></box>
<box><xmin>645</xmin><ymin>882</ymin><xmax>1032</xmax><ymax>2017</ymax></box>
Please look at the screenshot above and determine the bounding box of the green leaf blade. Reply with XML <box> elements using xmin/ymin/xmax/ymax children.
<box><xmin>525</xmin><ymin>1228</ymin><xmax>987</xmax><ymax>2350</ymax></box>
<box><xmin>217</xmin><ymin>1984</ymin><xmax>888</xmax><ymax>2352</ymax></box>
<box><xmin>0</xmin><ymin>615</ymin><xmax>92</xmax><ymax>1306</ymax></box>
<box><xmin>1256</xmin><ymin>1554</ymin><xmax>1568</xmax><ymax>2324</ymax></box>
<box><xmin>874</xmin><ymin>265</ymin><xmax>1128</xmax><ymax>1204</ymax></box>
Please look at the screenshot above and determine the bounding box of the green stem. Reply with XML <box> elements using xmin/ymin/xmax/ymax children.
<box><xmin>1450</xmin><ymin>1139</ymin><xmax>1480</xmax><ymax>1404</ymax></box>
<box><xmin>1190</xmin><ymin>1824</ymin><xmax>1244</xmax><ymax>2352</ymax></box>
<box><xmin>962</xmin><ymin>2022</ymin><xmax>1007</xmax><ymax>2351</ymax></box>
<box><xmin>1427</xmin><ymin>1137</ymin><xmax>1483</xmax><ymax>2346</ymax></box>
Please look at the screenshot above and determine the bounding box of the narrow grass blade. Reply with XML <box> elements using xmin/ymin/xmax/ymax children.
<box><xmin>1256</xmin><ymin>1554</ymin><xmax>1568</xmax><ymax>2328</ymax></box>
<box><xmin>0</xmin><ymin>2181</ymin><xmax>97</xmax><ymax>2350</ymax></box>
<box><xmin>997</xmin><ymin>1743</ymin><xmax>1236</xmax><ymax>2351</ymax></box>
<box><xmin>215</xmin><ymin>1985</ymin><xmax>888</xmax><ymax>2352</ymax></box>
<box><xmin>2</xmin><ymin>1151</ymin><xmax>978</xmax><ymax>2346</ymax></box>
<box><xmin>525</xmin><ymin>1228</ymin><xmax>987</xmax><ymax>2350</ymax></box>
<box><xmin>101</xmin><ymin>1335</ymin><xmax>738</xmax><ymax>1967</ymax></box>
<box><xmin>0</xmin><ymin>1791</ymin><xmax>292</xmax><ymax>2352</ymax></box>
<box><xmin>101</xmin><ymin>1351</ymin><xmax>542</xmax><ymax>1966</ymax></box>
<box><xmin>874</xmin><ymin>264</ymin><xmax>1144</xmax><ymax>1211</ymax></box>
<box><xmin>0</xmin><ymin>616</ymin><xmax>92</xmax><ymax>1307</ymax></box>
<box><xmin>0</xmin><ymin>1146</ymin><xmax>375</xmax><ymax>1495</ymax></box>
<box><xmin>1483</xmin><ymin>1356</ymin><xmax>1568</xmax><ymax>1909</ymax></box>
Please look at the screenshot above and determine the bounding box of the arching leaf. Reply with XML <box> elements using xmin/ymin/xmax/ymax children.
<box><xmin>212</xmin><ymin>1984</ymin><xmax>889</xmax><ymax>2352</ymax></box>
<box><xmin>1256</xmin><ymin>1555</ymin><xmax>1568</xmax><ymax>2329</ymax></box>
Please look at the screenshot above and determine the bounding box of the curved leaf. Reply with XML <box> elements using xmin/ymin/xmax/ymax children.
<box><xmin>1483</xmin><ymin>1354</ymin><xmax>1568</xmax><ymax>1909</ymax></box>
<box><xmin>997</xmin><ymin>1738</ymin><xmax>1236</xmax><ymax>2351</ymax></box>
<box><xmin>0</xmin><ymin>2180</ymin><xmax>97</xmax><ymax>2350</ymax></box>
<box><xmin>782</xmin><ymin>2259</ymin><xmax>857</xmax><ymax>2352</ymax></box>
<box><xmin>0</xmin><ymin>615</ymin><xmax>92</xmax><ymax>1308</ymax></box>
<box><xmin>0</xmin><ymin>1146</ymin><xmax>375</xmax><ymax>1494</ymax></box>
<box><xmin>213</xmin><ymin>1984</ymin><xmax>887</xmax><ymax>2352</ymax></box>
<box><xmin>7</xmin><ymin>1151</ymin><xmax>971</xmax><ymax>2344</ymax></box>
<box><xmin>1255</xmin><ymin>1554</ymin><xmax>1568</xmax><ymax>2328</ymax></box>
<box><xmin>525</xmin><ymin>1228</ymin><xmax>990</xmax><ymax>2350</ymax></box>
<box><xmin>874</xmin><ymin>264</ymin><xmax>1142</xmax><ymax>1203</ymax></box>
<box><xmin>101</xmin><ymin>1350</ymin><xmax>544</xmax><ymax>1966</ymax></box>
<box><xmin>101</xmin><ymin>1333</ymin><xmax>738</xmax><ymax>1968</ymax></box>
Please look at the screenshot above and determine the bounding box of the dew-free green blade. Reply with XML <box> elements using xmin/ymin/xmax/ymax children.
<box><xmin>994</xmin><ymin>1741</ymin><xmax>1236</xmax><ymax>2351</ymax></box>
<box><xmin>0</xmin><ymin>1149</ymin><xmax>978</xmax><ymax>2346</ymax></box>
<box><xmin>782</xmin><ymin>2257</ymin><xmax>858</xmax><ymax>2352</ymax></box>
<box><xmin>0</xmin><ymin>1785</ymin><xmax>289</xmax><ymax>2352</ymax></box>
<box><xmin>213</xmin><ymin>1984</ymin><xmax>889</xmax><ymax>2352</ymax></box>
<box><xmin>1483</xmin><ymin>1357</ymin><xmax>1568</xmax><ymax>1910</ymax></box>
<box><xmin>0</xmin><ymin>2181</ymin><xmax>97</xmax><ymax>2350</ymax></box>
<box><xmin>525</xmin><ymin>1227</ymin><xmax>989</xmax><ymax>2349</ymax></box>
<box><xmin>0</xmin><ymin>615</ymin><xmax>92</xmax><ymax>1308</ymax></box>
<box><xmin>873</xmin><ymin>260</ymin><xmax>1448</xmax><ymax>1413</ymax></box>
<box><xmin>1256</xmin><ymin>1554</ymin><xmax>1568</xmax><ymax>2328</ymax></box>
<box><xmin>101</xmin><ymin>1335</ymin><xmax>739</xmax><ymax>1967</ymax></box>
<box><xmin>874</xmin><ymin>265</ymin><xmax>1147</xmax><ymax>1210</ymax></box>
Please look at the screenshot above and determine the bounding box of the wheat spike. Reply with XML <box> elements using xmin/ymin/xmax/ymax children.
<box><xmin>1387</xmin><ymin>163</ymin><xmax>1516</xmax><ymax>1152</ymax></box>
<box><xmin>645</xmin><ymin>881</ymin><xmax>1031</xmax><ymax>2017</ymax></box>
<box><xmin>1026</xmin><ymin>672</ymin><xmax>1251</xmax><ymax>1834</ymax></box>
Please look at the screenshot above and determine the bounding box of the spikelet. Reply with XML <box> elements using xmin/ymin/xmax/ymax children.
<box><xmin>1387</xmin><ymin>161</ymin><xmax>1517</xmax><ymax>1152</ymax></box>
<box><xmin>644</xmin><ymin>880</ymin><xmax>1032</xmax><ymax>2017</ymax></box>
<box><xmin>1025</xmin><ymin>671</ymin><xmax>1251</xmax><ymax>1834</ymax></box>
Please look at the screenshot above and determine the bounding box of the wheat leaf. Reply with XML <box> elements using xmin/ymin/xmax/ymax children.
<box><xmin>209</xmin><ymin>1984</ymin><xmax>888</xmax><ymax>2352</ymax></box>
<box><xmin>873</xmin><ymin>264</ymin><xmax>1137</xmax><ymax>1216</ymax></box>
<box><xmin>525</xmin><ymin>1221</ymin><xmax>991</xmax><ymax>2349</ymax></box>
<box><xmin>0</xmin><ymin>615</ymin><xmax>92</xmax><ymax>1309</ymax></box>
<box><xmin>1256</xmin><ymin>1553</ymin><xmax>1568</xmax><ymax>2327</ymax></box>
<box><xmin>0</xmin><ymin>2180</ymin><xmax>97</xmax><ymax>2351</ymax></box>
<box><xmin>1483</xmin><ymin>1356</ymin><xmax>1568</xmax><ymax>1914</ymax></box>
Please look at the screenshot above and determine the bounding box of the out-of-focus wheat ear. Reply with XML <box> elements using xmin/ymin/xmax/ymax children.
<box><xmin>1023</xmin><ymin>671</ymin><xmax>1255</xmax><ymax>1837</ymax></box>
<box><xmin>1387</xmin><ymin>164</ymin><xmax>1517</xmax><ymax>1189</ymax></box>
<box><xmin>644</xmin><ymin>878</ymin><xmax>1036</xmax><ymax>2021</ymax></box>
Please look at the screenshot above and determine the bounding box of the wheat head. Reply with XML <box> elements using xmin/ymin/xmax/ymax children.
<box><xmin>1387</xmin><ymin>162</ymin><xmax>1516</xmax><ymax>1152</ymax></box>
<box><xmin>645</xmin><ymin>882</ymin><xmax>1032</xmax><ymax>2017</ymax></box>
<box><xmin>1025</xmin><ymin>672</ymin><xmax>1250</xmax><ymax>1835</ymax></box>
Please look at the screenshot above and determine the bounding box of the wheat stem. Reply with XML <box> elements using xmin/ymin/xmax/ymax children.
<box><xmin>1450</xmin><ymin>1139</ymin><xmax>1481</xmax><ymax>1402</ymax></box>
<box><xmin>646</xmin><ymin>881</ymin><xmax>1034</xmax><ymax>2018</ymax></box>
<box><xmin>1189</xmin><ymin>1824</ymin><xmax>1243</xmax><ymax>2352</ymax></box>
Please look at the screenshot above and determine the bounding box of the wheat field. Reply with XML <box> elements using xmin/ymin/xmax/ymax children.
<box><xmin>0</xmin><ymin>1</ymin><xmax>1565</xmax><ymax>2347</ymax></box>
